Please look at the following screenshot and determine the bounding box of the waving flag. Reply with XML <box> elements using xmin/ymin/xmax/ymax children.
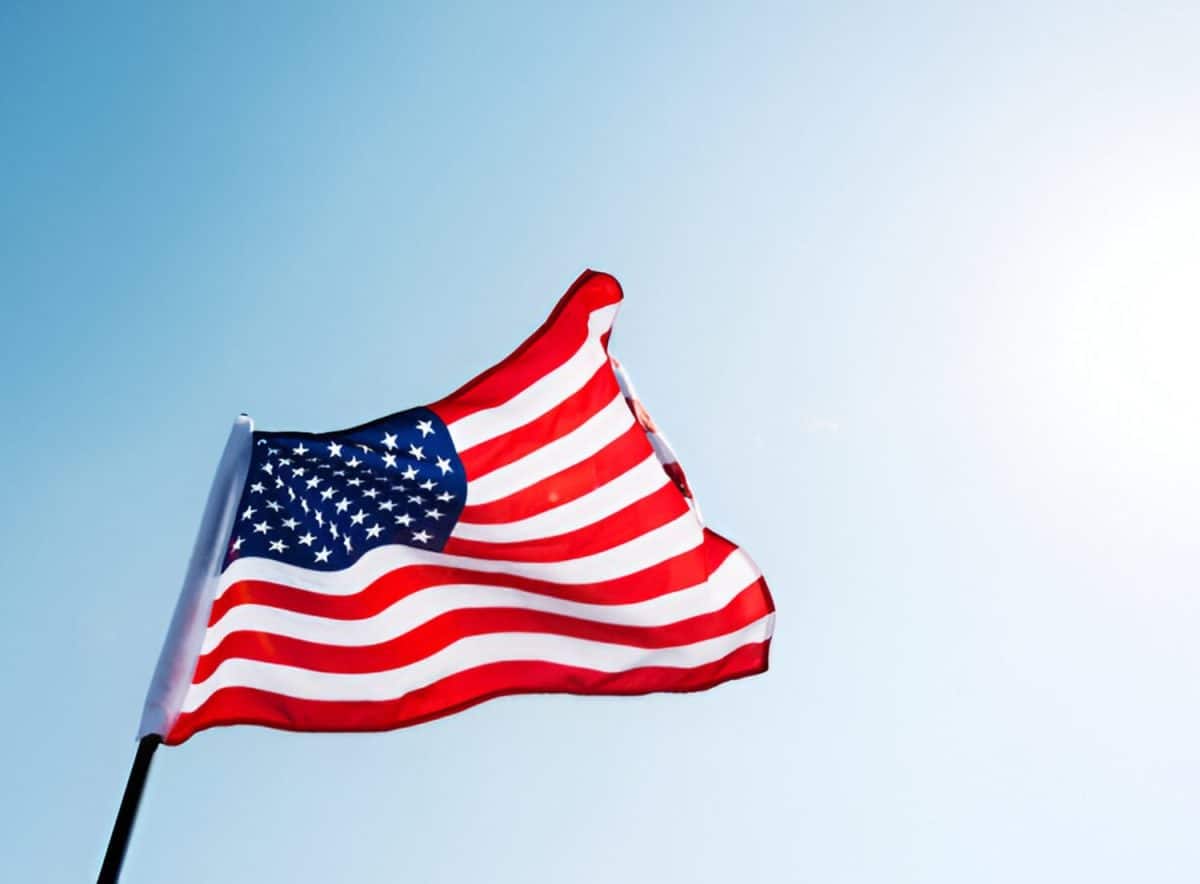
<box><xmin>140</xmin><ymin>271</ymin><xmax>775</xmax><ymax>743</ymax></box>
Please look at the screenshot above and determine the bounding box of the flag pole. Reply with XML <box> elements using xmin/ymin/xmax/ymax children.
<box><xmin>97</xmin><ymin>735</ymin><xmax>161</xmax><ymax>884</ymax></box>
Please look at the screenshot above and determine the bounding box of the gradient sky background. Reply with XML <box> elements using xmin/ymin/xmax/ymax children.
<box><xmin>3</xmin><ymin>3</ymin><xmax>1199</xmax><ymax>882</ymax></box>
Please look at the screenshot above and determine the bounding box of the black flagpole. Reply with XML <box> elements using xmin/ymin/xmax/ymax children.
<box><xmin>97</xmin><ymin>735</ymin><xmax>161</xmax><ymax>884</ymax></box>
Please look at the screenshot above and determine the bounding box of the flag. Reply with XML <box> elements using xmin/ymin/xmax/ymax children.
<box><xmin>140</xmin><ymin>271</ymin><xmax>775</xmax><ymax>744</ymax></box>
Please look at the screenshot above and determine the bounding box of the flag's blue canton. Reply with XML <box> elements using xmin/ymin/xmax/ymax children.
<box><xmin>224</xmin><ymin>407</ymin><xmax>466</xmax><ymax>572</ymax></box>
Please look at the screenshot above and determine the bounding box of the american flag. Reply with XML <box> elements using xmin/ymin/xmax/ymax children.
<box><xmin>140</xmin><ymin>271</ymin><xmax>775</xmax><ymax>743</ymax></box>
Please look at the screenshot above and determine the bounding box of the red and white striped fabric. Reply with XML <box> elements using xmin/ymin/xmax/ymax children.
<box><xmin>140</xmin><ymin>271</ymin><xmax>774</xmax><ymax>744</ymax></box>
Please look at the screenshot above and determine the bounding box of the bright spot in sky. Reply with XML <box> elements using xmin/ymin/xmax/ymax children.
<box><xmin>1043</xmin><ymin>127</ymin><xmax>1200</xmax><ymax>481</ymax></box>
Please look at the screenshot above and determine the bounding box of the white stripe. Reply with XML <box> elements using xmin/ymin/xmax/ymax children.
<box><xmin>611</xmin><ymin>356</ymin><xmax>635</xmax><ymax>398</ymax></box>
<box><xmin>451</xmin><ymin>454</ymin><xmax>669</xmax><ymax>543</ymax></box>
<box><xmin>464</xmin><ymin>394</ymin><xmax>634</xmax><ymax>505</ymax></box>
<box><xmin>182</xmin><ymin>613</ymin><xmax>774</xmax><ymax>712</ymax></box>
<box><xmin>215</xmin><ymin>509</ymin><xmax>704</xmax><ymax>599</ymax></box>
<box><xmin>448</xmin><ymin>303</ymin><xmax>620</xmax><ymax>452</ymax></box>
<box><xmin>201</xmin><ymin>547</ymin><xmax>760</xmax><ymax>653</ymax></box>
<box><xmin>646</xmin><ymin>432</ymin><xmax>676</xmax><ymax>465</ymax></box>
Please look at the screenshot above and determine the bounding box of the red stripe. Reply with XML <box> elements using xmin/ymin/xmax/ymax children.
<box><xmin>166</xmin><ymin>640</ymin><xmax>770</xmax><ymax>744</ymax></box>
<box><xmin>428</xmin><ymin>271</ymin><xmax>623</xmax><ymax>426</ymax></box>
<box><xmin>457</xmin><ymin>421</ymin><xmax>654</xmax><ymax>524</ymax></box>
<box><xmin>622</xmin><ymin>393</ymin><xmax>662</xmax><ymax>435</ymax></box>
<box><xmin>193</xmin><ymin>581</ymin><xmax>771</xmax><ymax>682</ymax></box>
<box><xmin>210</xmin><ymin>530</ymin><xmax>739</xmax><ymax>626</ymax></box>
<box><xmin>443</xmin><ymin>482</ymin><xmax>689</xmax><ymax>563</ymax></box>
<box><xmin>458</xmin><ymin>362</ymin><xmax>621</xmax><ymax>479</ymax></box>
<box><xmin>662</xmin><ymin>462</ymin><xmax>693</xmax><ymax>500</ymax></box>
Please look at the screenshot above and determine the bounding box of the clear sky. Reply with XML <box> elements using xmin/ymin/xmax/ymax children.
<box><xmin>2</xmin><ymin>2</ymin><xmax>1199</xmax><ymax>881</ymax></box>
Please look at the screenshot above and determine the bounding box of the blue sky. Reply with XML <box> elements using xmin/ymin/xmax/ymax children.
<box><xmin>2</xmin><ymin>3</ymin><xmax>1199</xmax><ymax>881</ymax></box>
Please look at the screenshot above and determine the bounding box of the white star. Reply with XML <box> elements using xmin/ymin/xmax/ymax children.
<box><xmin>306</xmin><ymin>476</ymin><xmax>322</xmax><ymax>489</ymax></box>
<box><xmin>419</xmin><ymin>479</ymin><xmax>436</xmax><ymax>491</ymax></box>
<box><xmin>437</xmin><ymin>491</ymin><xmax>455</xmax><ymax>502</ymax></box>
<box><xmin>241</xmin><ymin>505</ymin><xmax>257</xmax><ymax>521</ymax></box>
<box><xmin>408</xmin><ymin>494</ymin><xmax>425</xmax><ymax>505</ymax></box>
<box><xmin>329</xmin><ymin>523</ymin><xmax>339</xmax><ymax>539</ymax></box>
<box><xmin>268</xmin><ymin>447</ymin><xmax>279</xmax><ymax>456</ymax></box>
<box><xmin>347</xmin><ymin>478</ymin><xmax>363</xmax><ymax>487</ymax></box>
<box><xmin>250</xmin><ymin>482</ymin><xmax>265</xmax><ymax>494</ymax></box>
<box><xmin>350</xmin><ymin>509</ymin><xmax>367</xmax><ymax>526</ymax></box>
<box><xmin>260</xmin><ymin>462</ymin><xmax>273</xmax><ymax>474</ymax></box>
<box><xmin>333</xmin><ymin>470</ymin><xmax>346</xmax><ymax>477</ymax></box>
<box><xmin>357</xmin><ymin>443</ymin><xmax>372</xmax><ymax>454</ymax></box>
<box><xmin>378</xmin><ymin>500</ymin><xmax>395</xmax><ymax>511</ymax></box>
<box><xmin>382</xmin><ymin>432</ymin><xmax>398</xmax><ymax>450</ymax></box>
<box><xmin>343</xmin><ymin>535</ymin><xmax>353</xmax><ymax>553</ymax></box>
<box><xmin>365</xmin><ymin>524</ymin><xmax>383</xmax><ymax>540</ymax></box>
<box><xmin>298</xmin><ymin>532</ymin><xmax>316</xmax><ymax>546</ymax></box>
<box><xmin>362</xmin><ymin>488</ymin><xmax>379</xmax><ymax>499</ymax></box>
<box><xmin>416</xmin><ymin>419</ymin><xmax>434</xmax><ymax>437</ymax></box>
<box><xmin>292</xmin><ymin>466</ymin><xmax>306</xmax><ymax>477</ymax></box>
<box><xmin>274</xmin><ymin>477</ymin><xmax>284</xmax><ymax>489</ymax></box>
<box><xmin>435</xmin><ymin>456</ymin><xmax>453</xmax><ymax>475</ymax></box>
<box><xmin>394</xmin><ymin>513</ymin><xmax>413</xmax><ymax>527</ymax></box>
<box><xmin>266</xmin><ymin>500</ymin><xmax>282</xmax><ymax>512</ymax></box>
<box><xmin>425</xmin><ymin>508</ymin><xmax>443</xmax><ymax>521</ymax></box>
<box><xmin>231</xmin><ymin>536</ymin><xmax>244</xmax><ymax>551</ymax></box>
<box><xmin>269</xmin><ymin>539</ymin><xmax>288</xmax><ymax>553</ymax></box>
<box><xmin>300</xmin><ymin>498</ymin><xmax>310</xmax><ymax>513</ymax></box>
<box><xmin>346</xmin><ymin>456</ymin><xmax>362</xmax><ymax>469</ymax></box>
<box><xmin>412</xmin><ymin>529</ymin><xmax>432</xmax><ymax>544</ymax></box>
<box><xmin>278</xmin><ymin>458</ymin><xmax>292</xmax><ymax>467</ymax></box>
<box><xmin>328</xmin><ymin>441</ymin><xmax>343</xmax><ymax>458</ymax></box>
<box><xmin>408</xmin><ymin>443</ymin><xmax>425</xmax><ymax>461</ymax></box>
<box><xmin>282</xmin><ymin>517</ymin><xmax>299</xmax><ymax>530</ymax></box>
<box><xmin>253</xmin><ymin>520</ymin><xmax>271</xmax><ymax>534</ymax></box>
<box><xmin>315</xmin><ymin>546</ymin><xmax>332</xmax><ymax>563</ymax></box>
<box><xmin>293</xmin><ymin>443</ymin><xmax>309</xmax><ymax>456</ymax></box>
<box><xmin>335</xmin><ymin>499</ymin><xmax>351</xmax><ymax>514</ymax></box>
<box><xmin>314</xmin><ymin>511</ymin><xmax>325</xmax><ymax>526</ymax></box>
<box><xmin>286</xmin><ymin>487</ymin><xmax>296</xmax><ymax>502</ymax></box>
<box><xmin>401</xmin><ymin>466</ymin><xmax>419</xmax><ymax>481</ymax></box>
<box><xmin>320</xmin><ymin>487</ymin><xmax>336</xmax><ymax>501</ymax></box>
<box><xmin>382</xmin><ymin>452</ymin><xmax>397</xmax><ymax>469</ymax></box>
